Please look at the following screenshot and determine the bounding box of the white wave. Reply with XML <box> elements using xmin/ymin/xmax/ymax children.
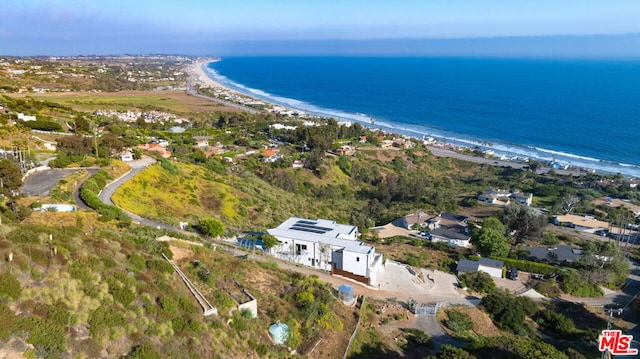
<box><xmin>531</xmin><ymin>147</ymin><xmax>601</xmax><ymax>162</ymax></box>
<box><xmin>204</xmin><ymin>63</ymin><xmax>640</xmax><ymax>178</ymax></box>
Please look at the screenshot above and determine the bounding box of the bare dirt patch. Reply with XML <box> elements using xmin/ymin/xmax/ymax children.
<box><xmin>168</xmin><ymin>244</ymin><xmax>193</xmax><ymax>261</ymax></box>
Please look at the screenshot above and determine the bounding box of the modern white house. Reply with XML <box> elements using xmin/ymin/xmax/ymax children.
<box><xmin>267</xmin><ymin>217</ymin><xmax>383</xmax><ymax>286</ymax></box>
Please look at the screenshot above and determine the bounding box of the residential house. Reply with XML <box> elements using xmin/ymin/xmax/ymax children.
<box><xmin>335</xmin><ymin>145</ymin><xmax>355</xmax><ymax>156</ymax></box>
<box><xmin>424</xmin><ymin>212</ymin><xmax>469</xmax><ymax>234</ymax></box>
<box><xmin>392</xmin><ymin>138</ymin><xmax>414</xmax><ymax>149</ymax></box>
<box><xmin>591</xmin><ymin>197</ymin><xmax>640</xmax><ymax>218</ymax></box>
<box><xmin>429</xmin><ymin>228</ymin><xmax>471</xmax><ymax>248</ymax></box>
<box><xmin>521</xmin><ymin>244</ymin><xmax>581</xmax><ymax>263</ymax></box>
<box><xmin>398</xmin><ymin>212</ymin><xmax>430</xmax><ymax>230</ymax></box>
<box><xmin>552</xmin><ymin>214</ymin><xmax>609</xmax><ymax>233</ymax></box>
<box><xmin>512</xmin><ymin>191</ymin><xmax>533</xmax><ymax>206</ymax></box>
<box><xmin>119</xmin><ymin>150</ymin><xmax>134</xmax><ymax>162</ymax></box>
<box><xmin>456</xmin><ymin>258</ymin><xmax>504</xmax><ymax>278</ymax></box>
<box><xmin>379</xmin><ymin>140</ymin><xmax>394</xmax><ymax>149</ymax></box>
<box><xmin>477</xmin><ymin>189</ymin><xmax>511</xmax><ymax>204</ymax></box>
<box><xmin>17</xmin><ymin>113</ymin><xmax>36</xmax><ymax>121</ymax></box>
<box><xmin>267</xmin><ymin>217</ymin><xmax>383</xmax><ymax>285</ymax></box>
<box><xmin>477</xmin><ymin>189</ymin><xmax>532</xmax><ymax>206</ymax></box>
<box><xmin>398</xmin><ymin>212</ymin><xmax>469</xmax><ymax>234</ymax></box>
<box><xmin>138</xmin><ymin>143</ymin><xmax>171</xmax><ymax>158</ymax></box>
<box><xmin>262</xmin><ymin>149</ymin><xmax>280</xmax><ymax>163</ymax></box>
<box><xmin>194</xmin><ymin>139</ymin><xmax>209</xmax><ymax>148</ymax></box>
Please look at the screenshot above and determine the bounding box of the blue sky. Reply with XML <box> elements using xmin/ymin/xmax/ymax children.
<box><xmin>1</xmin><ymin>0</ymin><xmax>640</xmax><ymax>56</ymax></box>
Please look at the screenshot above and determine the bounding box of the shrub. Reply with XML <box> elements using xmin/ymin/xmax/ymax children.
<box><xmin>128</xmin><ymin>254</ymin><xmax>146</xmax><ymax>273</ymax></box>
<box><xmin>127</xmin><ymin>340</ymin><xmax>161</xmax><ymax>359</ymax></box>
<box><xmin>532</xmin><ymin>279</ymin><xmax>560</xmax><ymax>298</ymax></box>
<box><xmin>0</xmin><ymin>272</ymin><xmax>22</xmax><ymax>300</ymax></box>
<box><xmin>561</xmin><ymin>270</ymin><xmax>603</xmax><ymax>297</ymax></box>
<box><xmin>158</xmin><ymin>295</ymin><xmax>178</xmax><ymax>314</ymax></box>
<box><xmin>88</xmin><ymin>305</ymin><xmax>126</xmax><ymax>337</ymax></box>
<box><xmin>445</xmin><ymin>309</ymin><xmax>473</xmax><ymax>335</ymax></box>
<box><xmin>535</xmin><ymin>310</ymin><xmax>577</xmax><ymax>338</ymax></box>
<box><xmin>404</xmin><ymin>328</ymin><xmax>433</xmax><ymax>347</ymax></box>
<box><xmin>200</xmin><ymin>218</ymin><xmax>224</xmax><ymax>237</ymax></box>
<box><xmin>481</xmin><ymin>291</ymin><xmax>537</xmax><ymax>335</ymax></box>
<box><xmin>459</xmin><ymin>271</ymin><xmax>496</xmax><ymax>294</ymax></box>
<box><xmin>27</xmin><ymin>319</ymin><xmax>66</xmax><ymax>358</ymax></box>
<box><xmin>146</xmin><ymin>259</ymin><xmax>174</xmax><ymax>274</ymax></box>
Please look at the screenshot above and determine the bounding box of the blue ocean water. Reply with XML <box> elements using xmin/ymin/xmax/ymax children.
<box><xmin>206</xmin><ymin>57</ymin><xmax>640</xmax><ymax>177</ymax></box>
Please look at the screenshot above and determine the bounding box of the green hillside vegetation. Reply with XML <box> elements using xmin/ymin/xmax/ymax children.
<box><xmin>0</xmin><ymin>217</ymin><xmax>360</xmax><ymax>358</ymax></box>
<box><xmin>112</xmin><ymin>159</ymin><xmax>367</xmax><ymax>229</ymax></box>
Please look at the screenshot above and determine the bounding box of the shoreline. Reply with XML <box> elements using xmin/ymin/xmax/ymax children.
<box><xmin>185</xmin><ymin>59</ymin><xmax>636</xmax><ymax>179</ymax></box>
<box><xmin>186</xmin><ymin>58</ymin><xmax>225</xmax><ymax>89</ymax></box>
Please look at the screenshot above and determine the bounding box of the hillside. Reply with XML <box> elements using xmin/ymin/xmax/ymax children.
<box><xmin>0</xmin><ymin>214</ymin><xmax>364</xmax><ymax>358</ymax></box>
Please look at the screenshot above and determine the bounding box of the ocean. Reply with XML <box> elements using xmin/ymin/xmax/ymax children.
<box><xmin>206</xmin><ymin>57</ymin><xmax>640</xmax><ymax>177</ymax></box>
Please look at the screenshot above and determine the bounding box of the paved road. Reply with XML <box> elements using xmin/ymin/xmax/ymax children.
<box><xmin>21</xmin><ymin>168</ymin><xmax>98</xmax><ymax>197</ymax></box>
<box><xmin>97</xmin><ymin>157</ymin><xmax>184</xmax><ymax>232</ymax></box>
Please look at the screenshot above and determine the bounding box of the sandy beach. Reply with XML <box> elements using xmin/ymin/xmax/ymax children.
<box><xmin>186</xmin><ymin>59</ymin><xmax>225</xmax><ymax>89</ymax></box>
<box><xmin>183</xmin><ymin>59</ymin><xmax>587</xmax><ymax>177</ymax></box>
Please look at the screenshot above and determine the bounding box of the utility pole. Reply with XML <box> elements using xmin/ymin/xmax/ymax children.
<box><xmin>601</xmin><ymin>306</ymin><xmax>624</xmax><ymax>359</ymax></box>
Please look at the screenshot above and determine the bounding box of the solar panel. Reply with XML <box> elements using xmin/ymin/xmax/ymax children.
<box><xmin>289</xmin><ymin>226</ymin><xmax>327</xmax><ymax>234</ymax></box>
<box><xmin>297</xmin><ymin>220</ymin><xmax>318</xmax><ymax>225</ymax></box>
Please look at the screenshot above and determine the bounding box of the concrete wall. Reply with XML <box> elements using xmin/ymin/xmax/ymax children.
<box><xmin>341</xmin><ymin>251</ymin><xmax>368</xmax><ymax>278</ymax></box>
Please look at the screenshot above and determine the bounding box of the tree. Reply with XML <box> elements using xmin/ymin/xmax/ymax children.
<box><xmin>57</xmin><ymin>135</ymin><xmax>93</xmax><ymax>157</ymax></box>
<box><xmin>74</xmin><ymin>114</ymin><xmax>91</xmax><ymax>133</ymax></box>
<box><xmin>561</xmin><ymin>193</ymin><xmax>581</xmax><ymax>214</ymax></box>
<box><xmin>482</xmin><ymin>216</ymin><xmax>505</xmax><ymax>234</ymax></box>
<box><xmin>476</xmin><ymin>228</ymin><xmax>510</xmax><ymax>257</ymax></box>
<box><xmin>481</xmin><ymin>290</ymin><xmax>537</xmax><ymax>334</ymax></box>
<box><xmin>502</xmin><ymin>204</ymin><xmax>547</xmax><ymax>243</ymax></box>
<box><xmin>200</xmin><ymin>218</ymin><xmax>224</xmax><ymax>237</ymax></box>
<box><xmin>261</xmin><ymin>234</ymin><xmax>279</xmax><ymax>250</ymax></box>
<box><xmin>132</xmin><ymin>147</ymin><xmax>143</xmax><ymax>160</ymax></box>
<box><xmin>100</xmin><ymin>132</ymin><xmax>125</xmax><ymax>158</ymax></box>
<box><xmin>0</xmin><ymin>159</ymin><xmax>22</xmax><ymax>195</ymax></box>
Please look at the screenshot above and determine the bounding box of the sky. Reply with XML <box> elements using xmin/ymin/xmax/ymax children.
<box><xmin>1</xmin><ymin>0</ymin><xmax>640</xmax><ymax>56</ymax></box>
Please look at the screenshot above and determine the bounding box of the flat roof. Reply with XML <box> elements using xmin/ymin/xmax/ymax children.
<box><xmin>268</xmin><ymin>217</ymin><xmax>372</xmax><ymax>254</ymax></box>
<box><xmin>554</xmin><ymin>214</ymin><xmax>609</xmax><ymax>230</ymax></box>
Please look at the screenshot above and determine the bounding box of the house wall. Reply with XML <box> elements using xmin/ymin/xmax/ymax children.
<box><xmin>341</xmin><ymin>250</ymin><xmax>369</xmax><ymax>278</ymax></box>
<box><xmin>478</xmin><ymin>265</ymin><xmax>503</xmax><ymax>278</ymax></box>
<box><xmin>237</xmin><ymin>293</ymin><xmax>258</xmax><ymax>318</ymax></box>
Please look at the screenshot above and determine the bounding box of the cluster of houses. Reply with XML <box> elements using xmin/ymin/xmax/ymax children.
<box><xmin>94</xmin><ymin>109</ymin><xmax>188</xmax><ymax>124</ymax></box>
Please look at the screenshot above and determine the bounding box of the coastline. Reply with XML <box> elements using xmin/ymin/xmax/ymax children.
<box><xmin>186</xmin><ymin>58</ymin><xmax>225</xmax><ymax>89</ymax></box>
<box><xmin>184</xmin><ymin>59</ymin><xmax>632</xmax><ymax>178</ymax></box>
